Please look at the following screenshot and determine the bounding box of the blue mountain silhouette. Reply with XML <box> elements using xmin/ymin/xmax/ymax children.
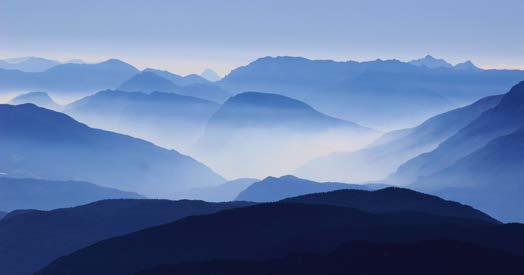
<box><xmin>0</xmin><ymin>177</ymin><xmax>143</xmax><ymax>212</ymax></box>
<box><xmin>0</xmin><ymin>199</ymin><xmax>252</xmax><ymax>275</ymax></box>
<box><xmin>0</xmin><ymin>103</ymin><xmax>224</xmax><ymax>197</ymax></box>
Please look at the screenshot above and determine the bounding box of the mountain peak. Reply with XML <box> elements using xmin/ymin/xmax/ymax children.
<box><xmin>118</xmin><ymin>71</ymin><xmax>178</xmax><ymax>92</ymax></box>
<box><xmin>409</xmin><ymin>55</ymin><xmax>453</xmax><ymax>69</ymax></box>
<box><xmin>201</xmin><ymin>69</ymin><xmax>221</xmax><ymax>82</ymax></box>
<box><xmin>454</xmin><ymin>60</ymin><xmax>481</xmax><ymax>71</ymax></box>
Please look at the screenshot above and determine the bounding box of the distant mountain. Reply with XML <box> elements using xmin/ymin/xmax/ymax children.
<box><xmin>0</xmin><ymin>177</ymin><xmax>143</xmax><ymax>212</ymax></box>
<box><xmin>0</xmin><ymin>59</ymin><xmax>139</xmax><ymax>93</ymax></box>
<box><xmin>0</xmin><ymin>57</ymin><xmax>60</xmax><ymax>72</ymax></box>
<box><xmin>412</xmin><ymin>126</ymin><xmax>524</xmax><ymax>222</ymax></box>
<box><xmin>0</xmin><ymin>103</ymin><xmax>224</xmax><ymax>197</ymax></box>
<box><xmin>219</xmin><ymin>56</ymin><xmax>524</xmax><ymax>129</ymax></box>
<box><xmin>0</xmin><ymin>199</ymin><xmax>252</xmax><ymax>275</ymax></box>
<box><xmin>201</xmin><ymin>68</ymin><xmax>221</xmax><ymax>81</ymax></box>
<box><xmin>409</xmin><ymin>55</ymin><xmax>453</xmax><ymax>69</ymax></box>
<box><xmin>118</xmin><ymin>71</ymin><xmax>179</xmax><ymax>92</ymax></box>
<box><xmin>179</xmin><ymin>178</ymin><xmax>259</xmax><ymax>202</ymax></box>
<box><xmin>121</xmin><ymin>70</ymin><xmax>230</xmax><ymax>102</ymax></box>
<box><xmin>36</xmin><ymin>201</ymin><xmax>522</xmax><ymax>275</ymax></box>
<box><xmin>194</xmin><ymin>92</ymin><xmax>377</xmax><ymax>178</ymax></box>
<box><xmin>9</xmin><ymin>92</ymin><xmax>62</xmax><ymax>110</ymax></box>
<box><xmin>179</xmin><ymin>83</ymin><xmax>230</xmax><ymax>102</ymax></box>
<box><xmin>144</xmin><ymin>68</ymin><xmax>209</xmax><ymax>86</ymax></box>
<box><xmin>138</xmin><ymin>240</ymin><xmax>524</xmax><ymax>275</ymax></box>
<box><xmin>65</xmin><ymin>90</ymin><xmax>220</xmax><ymax>150</ymax></box>
<box><xmin>284</xmin><ymin>187</ymin><xmax>497</xmax><ymax>223</ymax></box>
<box><xmin>454</xmin><ymin>60</ymin><xmax>481</xmax><ymax>71</ymax></box>
<box><xmin>297</xmin><ymin>94</ymin><xmax>503</xmax><ymax>182</ymax></box>
<box><xmin>236</xmin><ymin>175</ymin><xmax>372</xmax><ymax>202</ymax></box>
<box><xmin>0</xmin><ymin>211</ymin><xmax>5</xmax><ymax>220</ymax></box>
<box><xmin>391</xmin><ymin>81</ymin><xmax>524</xmax><ymax>184</ymax></box>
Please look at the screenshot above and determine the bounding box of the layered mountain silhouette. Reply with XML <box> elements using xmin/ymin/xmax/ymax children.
<box><xmin>0</xmin><ymin>57</ymin><xmax>60</xmax><ymax>72</ymax></box>
<box><xmin>194</xmin><ymin>92</ymin><xmax>377</xmax><ymax>178</ymax></box>
<box><xmin>0</xmin><ymin>103</ymin><xmax>224</xmax><ymax>197</ymax></box>
<box><xmin>9</xmin><ymin>92</ymin><xmax>62</xmax><ymax>110</ymax></box>
<box><xmin>381</xmin><ymin>81</ymin><xmax>524</xmax><ymax>222</ymax></box>
<box><xmin>0</xmin><ymin>211</ymin><xmax>5</xmax><ymax>220</ymax></box>
<box><xmin>297</xmin><ymin>94</ymin><xmax>503</xmax><ymax>182</ymax></box>
<box><xmin>236</xmin><ymin>175</ymin><xmax>373</xmax><ymax>202</ymax></box>
<box><xmin>412</xmin><ymin>127</ymin><xmax>524</xmax><ymax>222</ymax></box>
<box><xmin>0</xmin><ymin>177</ymin><xmax>143</xmax><ymax>212</ymax></box>
<box><xmin>35</xmin><ymin>196</ymin><xmax>522</xmax><ymax>275</ymax></box>
<box><xmin>119</xmin><ymin>71</ymin><xmax>230</xmax><ymax>102</ymax></box>
<box><xmin>0</xmin><ymin>59</ymin><xmax>139</xmax><ymax>93</ymax></box>
<box><xmin>219</xmin><ymin>56</ymin><xmax>524</xmax><ymax>129</ymax></box>
<box><xmin>201</xmin><ymin>68</ymin><xmax>221</xmax><ymax>81</ymax></box>
<box><xmin>65</xmin><ymin>90</ymin><xmax>220</xmax><ymax>150</ymax></box>
<box><xmin>138</xmin><ymin>240</ymin><xmax>524</xmax><ymax>275</ymax></box>
<box><xmin>0</xmin><ymin>199</ymin><xmax>252</xmax><ymax>275</ymax></box>
<box><xmin>284</xmin><ymin>187</ymin><xmax>497</xmax><ymax>223</ymax></box>
<box><xmin>144</xmin><ymin>68</ymin><xmax>209</xmax><ymax>86</ymax></box>
<box><xmin>391</xmin><ymin>81</ymin><xmax>524</xmax><ymax>184</ymax></box>
<box><xmin>179</xmin><ymin>178</ymin><xmax>259</xmax><ymax>202</ymax></box>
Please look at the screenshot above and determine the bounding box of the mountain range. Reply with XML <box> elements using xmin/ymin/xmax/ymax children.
<box><xmin>119</xmin><ymin>71</ymin><xmax>230</xmax><ymax>102</ymax></box>
<box><xmin>0</xmin><ymin>199</ymin><xmax>253</xmax><ymax>275</ymax></box>
<box><xmin>219</xmin><ymin>56</ymin><xmax>524</xmax><ymax>129</ymax></box>
<box><xmin>0</xmin><ymin>57</ymin><xmax>61</xmax><ymax>72</ymax></box>
<box><xmin>235</xmin><ymin>175</ymin><xmax>374</xmax><ymax>202</ymax></box>
<box><xmin>0</xmin><ymin>177</ymin><xmax>143</xmax><ymax>212</ymax></box>
<box><xmin>36</xmin><ymin>189</ymin><xmax>522</xmax><ymax>275</ymax></box>
<box><xmin>367</xmin><ymin>81</ymin><xmax>524</xmax><ymax>222</ymax></box>
<box><xmin>297</xmin><ymin>93</ymin><xmax>503</xmax><ymax>182</ymax></box>
<box><xmin>194</xmin><ymin>92</ymin><xmax>378</xmax><ymax>178</ymax></box>
<box><xmin>0</xmin><ymin>103</ymin><xmax>224</xmax><ymax>197</ymax></box>
<box><xmin>65</xmin><ymin>90</ymin><xmax>220</xmax><ymax>151</ymax></box>
<box><xmin>0</xmin><ymin>59</ymin><xmax>139</xmax><ymax>93</ymax></box>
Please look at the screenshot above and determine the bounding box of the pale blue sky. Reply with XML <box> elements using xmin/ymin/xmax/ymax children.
<box><xmin>1</xmin><ymin>0</ymin><xmax>523</xmax><ymax>75</ymax></box>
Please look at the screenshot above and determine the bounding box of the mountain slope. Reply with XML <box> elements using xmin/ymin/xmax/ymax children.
<box><xmin>391</xmin><ymin>81</ymin><xmax>524</xmax><ymax>184</ymax></box>
<box><xmin>144</xmin><ymin>68</ymin><xmax>209</xmax><ymax>86</ymax></box>
<box><xmin>412</xmin><ymin>126</ymin><xmax>524</xmax><ymax>222</ymax></box>
<box><xmin>0</xmin><ymin>177</ymin><xmax>144</xmax><ymax>211</ymax></box>
<box><xmin>119</xmin><ymin>71</ymin><xmax>230</xmax><ymax>102</ymax></box>
<box><xmin>297</xmin><ymin>94</ymin><xmax>503</xmax><ymax>182</ymax></box>
<box><xmin>0</xmin><ymin>59</ymin><xmax>139</xmax><ymax>93</ymax></box>
<box><xmin>118</xmin><ymin>71</ymin><xmax>180</xmax><ymax>92</ymax></box>
<box><xmin>36</xmin><ymin>202</ymin><xmax>522</xmax><ymax>275</ymax></box>
<box><xmin>0</xmin><ymin>103</ymin><xmax>224</xmax><ymax>197</ymax></box>
<box><xmin>9</xmin><ymin>92</ymin><xmax>62</xmax><ymax>110</ymax></box>
<box><xmin>284</xmin><ymin>187</ymin><xmax>497</xmax><ymax>223</ymax></box>
<box><xmin>236</xmin><ymin>175</ymin><xmax>372</xmax><ymax>202</ymax></box>
<box><xmin>194</xmin><ymin>92</ymin><xmax>377</xmax><ymax>178</ymax></box>
<box><xmin>0</xmin><ymin>57</ymin><xmax>60</xmax><ymax>72</ymax></box>
<box><xmin>0</xmin><ymin>211</ymin><xmax>5</xmax><ymax>220</ymax></box>
<box><xmin>409</xmin><ymin>55</ymin><xmax>453</xmax><ymax>68</ymax></box>
<box><xmin>219</xmin><ymin>56</ymin><xmax>524</xmax><ymax>129</ymax></box>
<box><xmin>0</xmin><ymin>199</ymin><xmax>252</xmax><ymax>275</ymax></box>
<box><xmin>201</xmin><ymin>68</ymin><xmax>221</xmax><ymax>81</ymax></box>
<box><xmin>65</xmin><ymin>90</ymin><xmax>220</xmax><ymax>150</ymax></box>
